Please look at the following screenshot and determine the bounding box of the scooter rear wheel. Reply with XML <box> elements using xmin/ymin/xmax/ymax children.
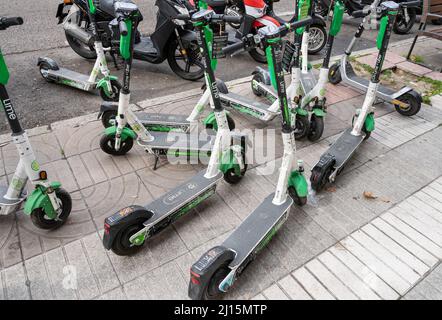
<box><xmin>294</xmin><ymin>114</ymin><xmax>310</xmax><ymax>140</ymax></box>
<box><xmin>251</xmin><ymin>73</ymin><xmax>265</xmax><ymax>97</ymax></box>
<box><xmin>111</xmin><ymin>218</ymin><xmax>146</xmax><ymax>256</ymax></box>
<box><xmin>30</xmin><ymin>188</ymin><xmax>72</xmax><ymax>230</ymax></box>
<box><xmin>394</xmin><ymin>91</ymin><xmax>422</xmax><ymax>117</ymax></box>
<box><xmin>39</xmin><ymin>62</ymin><xmax>55</xmax><ymax>83</ymax></box>
<box><xmin>100</xmin><ymin>134</ymin><xmax>134</xmax><ymax>156</ymax></box>
<box><xmin>310</xmin><ymin>163</ymin><xmax>334</xmax><ymax>192</ymax></box>
<box><xmin>201</xmin><ymin>263</ymin><xmax>231</xmax><ymax>300</ymax></box>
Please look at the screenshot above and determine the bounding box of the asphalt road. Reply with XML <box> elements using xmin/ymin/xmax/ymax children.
<box><xmin>0</xmin><ymin>0</ymin><xmax>422</xmax><ymax>133</ymax></box>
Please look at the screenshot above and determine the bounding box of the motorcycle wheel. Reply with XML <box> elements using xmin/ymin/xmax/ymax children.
<box><xmin>308</xmin><ymin>24</ymin><xmax>327</xmax><ymax>54</ymax></box>
<box><xmin>167</xmin><ymin>39</ymin><xmax>205</xmax><ymax>81</ymax></box>
<box><xmin>393</xmin><ymin>8</ymin><xmax>416</xmax><ymax>35</ymax></box>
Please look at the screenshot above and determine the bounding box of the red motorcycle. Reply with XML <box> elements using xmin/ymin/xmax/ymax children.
<box><xmin>190</xmin><ymin>0</ymin><xmax>327</xmax><ymax>62</ymax></box>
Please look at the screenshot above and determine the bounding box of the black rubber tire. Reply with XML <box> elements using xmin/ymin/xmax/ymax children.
<box><xmin>310</xmin><ymin>163</ymin><xmax>334</xmax><ymax>192</ymax></box>
<box><xmin>64</xmin><ymin>11</ymin><xmax>96</xmax><ymax>60</ymax></box>
<box><xmin>328</xmin><ymin>63</ymin><xmax>342</xmax><ymax>85</ymax></box>
<box><xmin>288</xmin><ymin>187</ymin><xmax>307</xmax><ymax>206</ymax></box>
<box><xmin>394</xmin><ymin>91</ymin><xmax>422</xmax><ymax>117</ymax></box>
<box><xmin>223</xmin><ymin>149</ymin><xmax>247</xmax><ymax>185</ymax></box>
<box><xmin>393</xmin><ymin>8</ymin><xmax>416</xmax><ymax>35</ymax></box>
<box><xmin>308</xmin><ymin>24</ymin><xmax>327</xmax><ymax>54</ymax></box>
<box><xmin>30</xmin><ymin>188</ymin><xmax>72</xmax><ymax>230</ymax></box>
<box><xmin>201</xmin><ymin>263</ymin><xmax>231</xmax><ymax>300</ymax></box>
<box><xmin>308</xmin><ymin>114</ymin><xmax>325</xmax><ymax>142</ymax></box>
<box><xmin>251</xmin><ymin>72</ymin><xmax>265</xmax><ymax>97</ymax></box>
<box><xmin>39</xmin><ymin>62</ymin><xmax>56</xmax><ymax>83</ymax></box>
<box><xmin>101</xmin><ymin>110</ymin><xmax>118</xmax><ymax>128</ymax></box>
<box><xmin>99</xmin><ymin>79</ymin><xmax>121</xmax><ymax>102</ymax></box>
<box><xmin>294</xmin><ymin>114</ymin><xmax>310</xmax><ymax>140</ymax></box>
<box><xmin>100</xmin><ymin>134</ymin><xmax>134</xmax><ymax>156</ymax></box>
<box><xmin>362</xmin><ymin>125</ymin><xmax>372</xmax><ymax>140</ymax></box>
<box><xmin>432</xmin><ymin>18</ymin><xmax>442</xmax><ymax>25</ymax></box>
<box><xmin>249</xmin><ymin>47</ymin><xmax>267</xmax><ymax>64</ymax></box>
<box><xmin>205</xmin><ymin>114</ymin><xmax>236</xmax><ymax>131</ymax></box>
<box><xmin>111</xmin><ymin>218</ymin><xmax>146</xmax><ymax>256</ymax></box>
<box><xmin>167</xmin><ymin>39</ymin><xmax>204</xmax><ymax>81</ymax></box>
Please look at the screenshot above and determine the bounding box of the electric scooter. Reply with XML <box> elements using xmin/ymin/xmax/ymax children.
<box><xmin>310</xmin><ymin>1</ymin><xmax>401</xmax><ymax>192</ymax></box>
<box><xmin>251</xmin><ymin>0</ymin><xmax>345</xmax><ymax>141</ymax></box>
<box><xmin>188</xmin><ymin>16</ymin><xmax>312</xmax><ymax>300</ymax></box>
<box><xmin>99</xmin><ymin>2</ymin><xmax>245</xmax><ymax>171</ymax></box>
<box><xmin>0</xmin><ymin>17</ymin><xmax>72</xmax><ymax>229</ymax></box>
<box><xmin>328</xmin><ymin>0</ymin><xmax>422</xmax><ymax>117</ymax></box>
<box><xmin>38</xmin><ymin>0</ymin><xmax>121</xmax><ymax>102</ymax></box>
<box><xmin>102</xmin><ymin>6</ymin><xmax>247</xmax><ymax>256</ymax></box>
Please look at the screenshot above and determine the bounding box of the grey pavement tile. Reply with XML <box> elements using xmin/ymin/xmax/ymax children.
<box><xmin>25</xmin><ymin>255</ymin><xmax>53</xmax><ymax>300</ymax></box>
<box><xmin>361</xmin><ymin>224</ymin><xmax>429</xmax><ymax>277</ymax></box>
<box><xmin>410</xmin><ymin>279</ymin><xmax>442</xmax><ymax>300</ymax></box>
<box><xmin>397</xmin><ymin>202</ymin><xmax>442</xmax><ymax>235</ymax></box>
<box><xmin>405</xmin><ymin>197</ymin><xmax>442</xmax><ymax>225</ymax></box>
<box><xmin>44</xmin><ymin>247</ymin><xmax>77</xmax><ymax>300</ymax></box>
<box><xmin>0</xmin><ymin>215</ymin><xmax>20</xmax><ymax>269</ymax></box>
<box><xmin>81</xmin><ymin>232</ymin><xmax>120</xmax><ymax>294</ymax></box>
<box><xmin>329</xmin><ymin>245</ymin><xmax>399</xmax><ymax>300</ymax></box>
<box><xmin>339</xmin><ymin>237</ymin><xmax>410</xmax><ymax>295</ymax></box>
<box><xmin>262</xmin><ymin>284</ymin><xmax>289</xmax><ymax>300</ymax></box>
<box><xmin>402</xmin><ymin>288</ymin><xmax>427</xmax><ymax>300</ymax></box>
<box><xmin>3</xmin><ymin>263</ymin><xmax>30</xmax><ymax>300</ymax></box>
<box><xmin>381</xmin><ymin>213</ymin><xmax>442</xmax><ymax>259</ymax></box>
<box><xmin>417</xmin><ymin>189</ymin><xmax>442</xmax><ymax>213</ymax></box>
<box><xmin>292</xmin><ymin>267</ymin><xmax>335</xmax><ymax>300</ymax></box>
<box><xmin>277</xmin><ymin>274</ymin><xmax>312</xmax><ymax>300</ymax></box>
<box><xmin>54</xmin><ymin>121</ymin><xmax>102</xmax><ymax>158</ymax></box>
<box><xmin>350</xmin><ymin>231</ymin><xmax>420</xmax><ymax>285</ymax></box>
<box><xmin>97</xmin><ymin>287</ymin><xmax>127</xmax><ymax>300</ymax></box>
<box><xmin>123</xmin><ymin>278</ymin><xmax>150</xmax><ymax>300</ymax></box>
<box><xmin>0</xmin><ymin>270</ymin><xmax>4</xmax><ymax>300</ymax></box>
<box><xmin>371</xmin><ymin>218</ymin><xmax>438</xmax><ymax>268</ymax></box>
<box><xmin>318</xmin><ymin>251</ymin><xmax>380</xmax><ymax>300</ymax></box>
<box><xmin>251</xmin><ymin>293</ymin><xmax>267</xmax><ymax>300</ymax></box>
<box><xmin>305</xmin><ymin>259</ymin><xmax>359</xmax><ymax>300</ymax></box>
<box><xmin>64</xmin><ymin>240</ymin><xmax>100</xmax><ymax>300</ymax></box>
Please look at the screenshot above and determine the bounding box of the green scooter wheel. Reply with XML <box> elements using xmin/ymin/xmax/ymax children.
<box><xmin>100</xmin><ymin>134</ymin><xmax>134</xmax><ymax>156</ymax></box>
<box><xmin>30</xmin><ymin>188</ymin><xmax>72</xmax><ymax>230</ymax></box>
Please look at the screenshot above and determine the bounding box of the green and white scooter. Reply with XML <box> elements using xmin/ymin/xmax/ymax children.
<box><xmin>251</xmin><ymin>0</ymin><xmax>345</xmax><ymax>142</ymax></box>
<box><xmin>0</xmin><ymin>17</ymin><xmax>72</xmax><ymax>229</ymax></box>
<box><xmin>310</xmin><ymin>1</ymin><xmax>400</xmax><ymax>192</ymax></box>
<box><xmin>188</xmin><ymin>17</ymin><xmax>312</xmax><ymax>300</ymax></box>
<box><xmin>38</xmin><ymin>0</ymin><xmax>121</xmax><ymax>101</ymax></box>
<box><xmin>99</xmin><ymin>2</ymin><xmax>244</xmax><ymax>171</ymax></box>
<box><xmin>102</xmin><ymin>7</ymin><xmax>247</xmax><ymax>256</ymax></box>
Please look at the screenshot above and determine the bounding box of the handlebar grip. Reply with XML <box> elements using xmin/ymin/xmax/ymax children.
<box><xmin>221</xmin><ymin>41</ymin><xmax>245</xmax><ymax>56</ymax></box>
<box><xmin>222</xmin><ymin>15</ymin><xmax>243</xmax><ymax>24</ymax></box>
<box><xmin>119</xmin><ymin>20</ymin><xmax>128</xmax><ymax>36</ymax></box>
<box><xmin>176</xmin><ymin>13</ymin><xmax>191</xmax><ymax>21</ymax></box>
<box><xmin>277</xmin><ymin>16</ymin><xmax>313</xmax><ymax>34</ymax></box>
<box><xmin>0</xmin><ymin>16</ymin><xmax>24</xmax><ymax>28</ymax></box>
<box><xmin>352</xmin><ymin>10</ymin><xmax>368</xmax><ymax>18</ymax></box>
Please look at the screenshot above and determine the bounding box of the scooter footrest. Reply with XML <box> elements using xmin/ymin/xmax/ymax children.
<box><xmin>326</xmin><ymin>128</ymin><xmax>365</xmax><ymax>168</ymax></box>
<box><xmin>222</xmin><ymin>193</ymin><xmax>293</xmax><ymax>267</ymax></box>
<box><xmin>135</xmin><ymin>113</ymin><xmax>190</xmax><ymax>127</ymax></box>
<box><xmin>0</xmin><ymin>185</ymin><xmax>26</xmax><ymax>207</ymax></box>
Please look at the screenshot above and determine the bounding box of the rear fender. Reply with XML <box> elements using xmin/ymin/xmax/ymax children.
<box><xmin>103</xmin><ymin>205</ymin><xmax>153</xmax><ymax>250</ymax></box>
<box><xmin>37</xmin><ymin>57</ymin><xmax>59</xmax><ymax>70</ymax></box>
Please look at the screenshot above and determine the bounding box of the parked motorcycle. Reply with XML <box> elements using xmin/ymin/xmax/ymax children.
<box><xmin>314</xmin><ymin>0</ymin><xmax>420</xmax><ymax>34</ymax></box>
<box><xmin>56</xmin><ymin>0</ymin><xmax>205</xmax><ymax>81</ymax></box>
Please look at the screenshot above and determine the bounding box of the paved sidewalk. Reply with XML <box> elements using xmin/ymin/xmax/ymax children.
<box><xmin>1</xmin><ymin>54</ymin><xmax>442</xmax><ymax>300</ymax></box>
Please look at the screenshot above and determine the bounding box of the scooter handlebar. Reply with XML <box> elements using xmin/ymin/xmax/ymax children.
<box><xmin>221</xmin><ymin>40</ymin><xmax>246</xmax><ymax>56</ymax></box>
<box><xmin>277</xmin><ymin>16</ymin><xmax>313</xmax><ymax>34</ymax></box>
<box><xmin>176</xmin><ymin>13</ymin><xmax>191</xmax><ymax>21</ymax></box>
<box><xmin>352</xmin><ymin>8</ymin><xmax>371</xmax><ymax>18</ymax></box>
<box><xmin>0</xmin><ymin>16</ymin><xmax>23</xmax><ymax>29</ymax></box>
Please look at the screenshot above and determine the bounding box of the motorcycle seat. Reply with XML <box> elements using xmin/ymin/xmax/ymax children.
<box><xmin>99</xmin><ymin>0</ymin><xmax>135</xmax><ymax>16</ymax></box>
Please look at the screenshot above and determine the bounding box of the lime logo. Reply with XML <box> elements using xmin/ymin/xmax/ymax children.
<box><xmin>320</xmin><ymin>88</ymin><xmax>326</xmax><ymax>96</ymax></box>
<box><xmin>3</xmin><ymin>99</ymin><xmax>16</xmax><ymax>120</ymax></box>
<box><xmin>31</xmin><ymin>161</ymin><xmax>40</xmax><ymax>171</ymax></box>
<box><xmin>11</xmin><ymin>178</ymin><xmax>24</xmax><ymax>191</ymax></box>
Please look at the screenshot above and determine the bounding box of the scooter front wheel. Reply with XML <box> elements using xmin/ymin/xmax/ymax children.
<box><xmin>308</xmin><ymin>114</ymin><xmax>325</xmax><ymax>142</ymax></box>
<box><xmin>111</xmin><ymin>218</ymin><xmax>146</xmax><ymax>256</ymax></box>
<box><xmin>328</xmin><ymin>63</ymin><xmax>342</xmax><ymax>85</ymax></box>
<box><xmin>100</xmin><ymin>134</ymin><xmax>134</xmax><ymax>156</ymax></box>
<box><xmin>99</xmin><ymin>80</ymin><xmax>122</xmax><ymax>102</ymax></box>
<box><xmin>394</xmin><ymin>91</ymin><xmax>421</xmax><ymax>117</ymax></box>
<box><xmin>30</xmin><ymin>188</ymin><xmax>72</xmax><ymax>230</ymax></box>
<box><xmin>294</xmin><ymin>114</ymin><xmax>310</xmax><ymax>140</ymax></box>
<box><xmin>251</xmin><ymin>72</ymin><xmax>265</xmax><ymax>97</ymax></box>
<box><xmin>288</xmin><ymin>187</ymin><xmax>307</xmax><ymax>206</ymax></box>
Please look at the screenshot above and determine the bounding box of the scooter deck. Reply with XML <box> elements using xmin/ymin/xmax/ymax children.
<box><xmin>143</xmin><ymin>170</ymin><xmax>223</xmax><ymax>228</ymax></box>
<box><xmin>139</xmin><ymin>131</ymin><xmax>214</xmax><ymax>152</ymax></box>
<box><xmin>48</xmin><ymin>67</ymin><xmax>91</xmax><ymax>85</ymax></box>
<box><xmin>345</xmin><ymin>63</ymin><xmax>395</xmax><ymax>96</ymax></box>
<box><xmin>326</xmin><ymin>128</ymin><xmax>365</xmax><ymax>168</ymax></box>
<box><xmin>223</xmin><ymin>193</ymin><xmax>293</xmax><ymax>267</ymax></box>
<box><xmin>136</xmin><ymin>112</ymin><xmax>190</xmax><ymax>127</ymax></box>
<box><xmin>300</xmin><ymin>69</ymin><xmax>316</xmax><ymax>94</ymax></box>
<box><xmin>220</xmin><ymin>92</ymin><xmax>274</xmax><ymax>118</ymax></box>
<box><xmin>134</xmin><ymin>37</ymin><xmax>158</xmax><ymax>57</ymax></box>
<box><xmin>0</xmin><ymin>185</ymin><xmax>25</xmax><ymax>207</ymax></box>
